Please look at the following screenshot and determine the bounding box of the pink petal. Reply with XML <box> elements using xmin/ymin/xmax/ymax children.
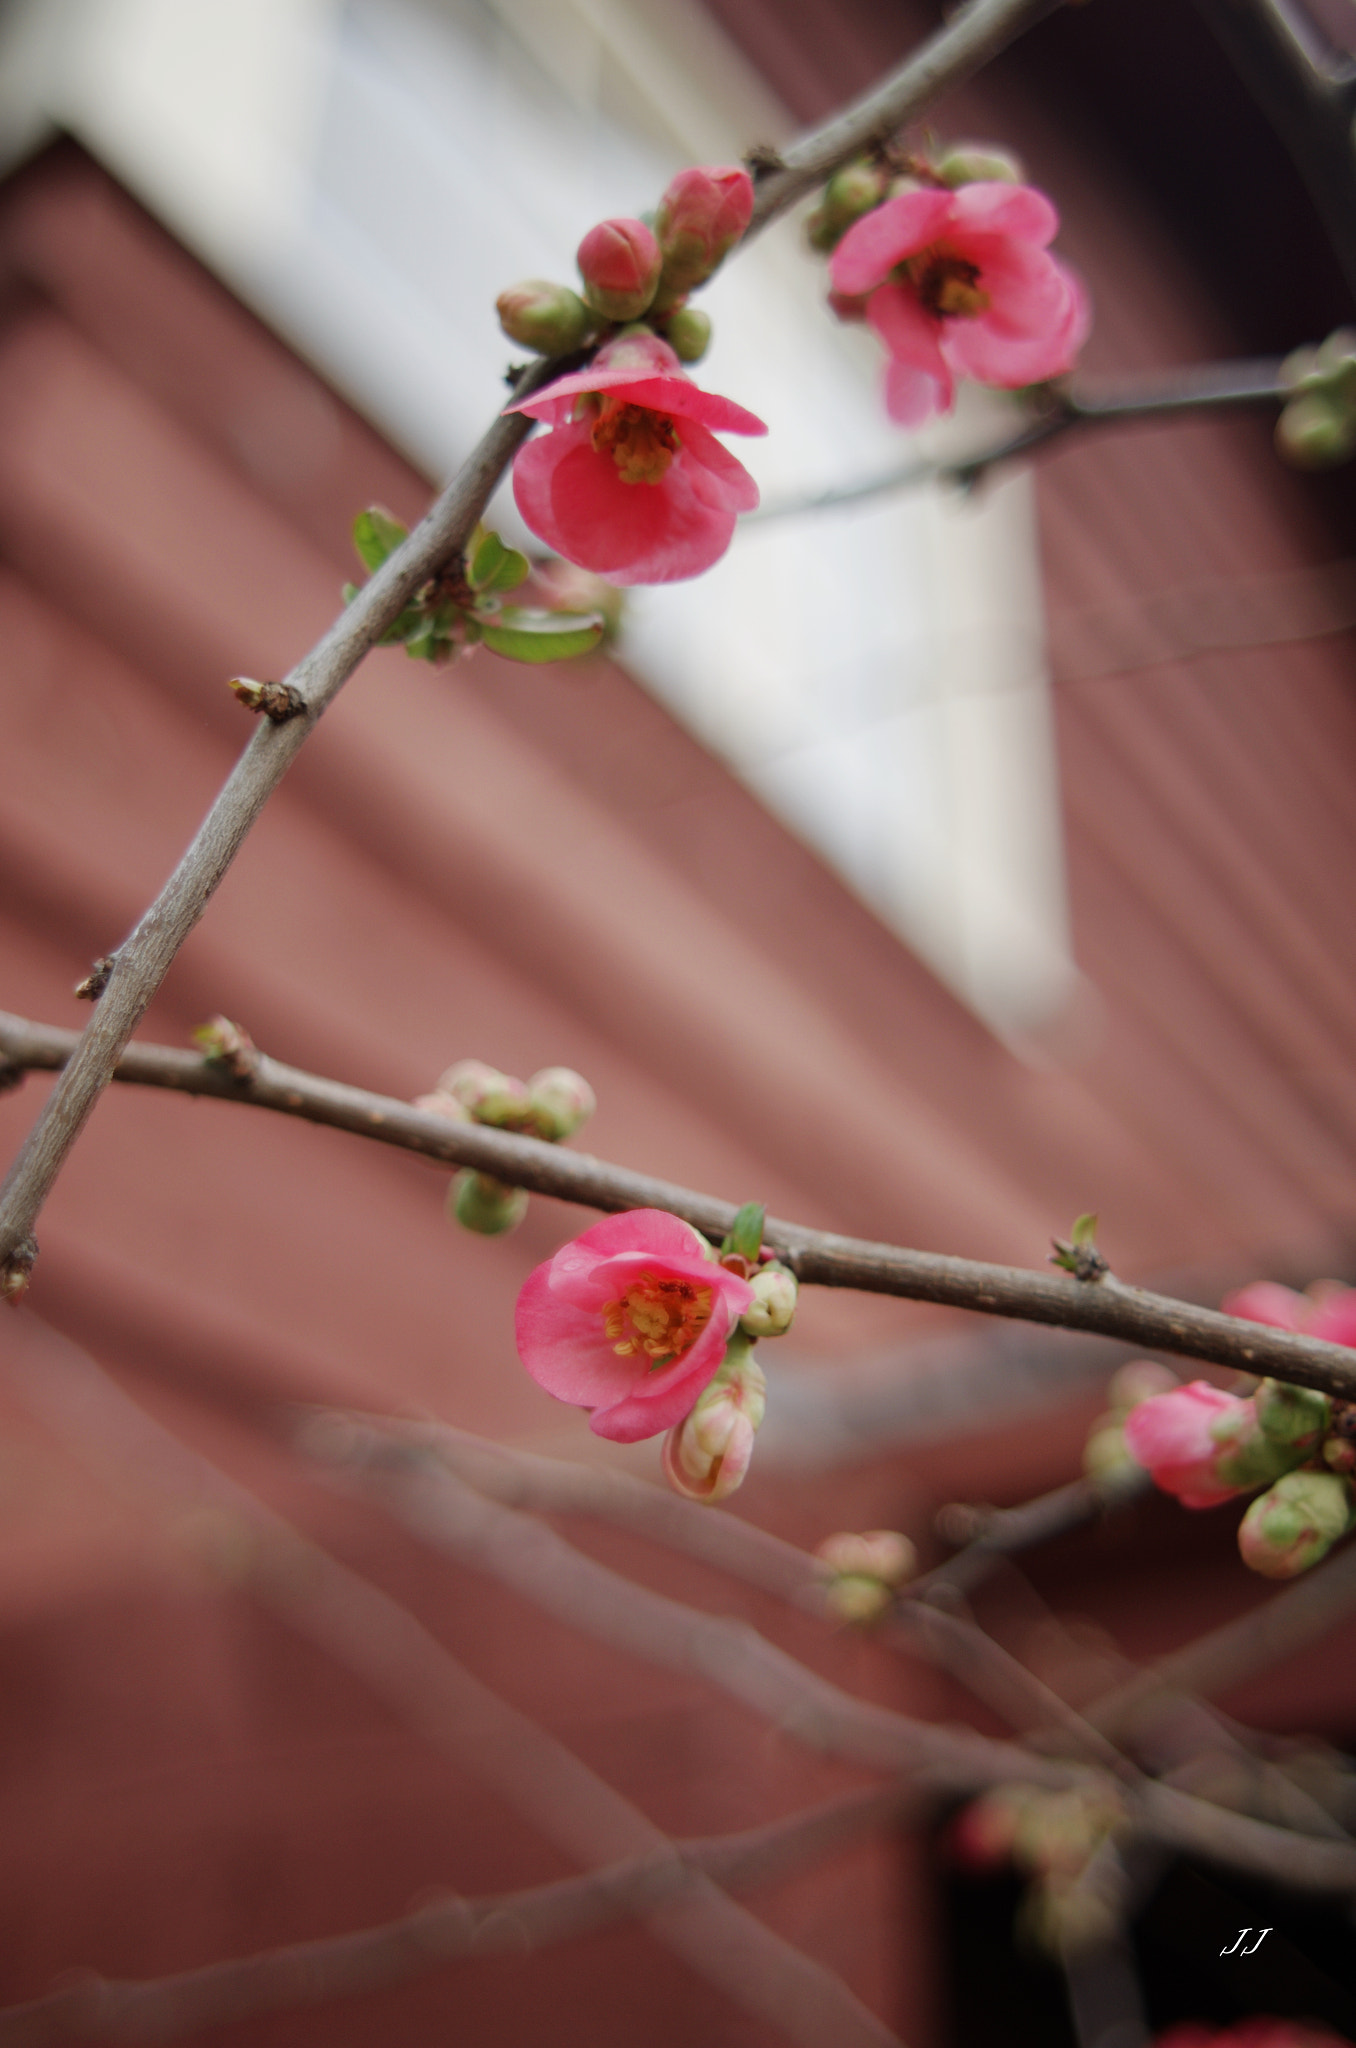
<box><xmin>949</xmin><ymin>181</ymin><xmax>1059</xmax><ymax>247</ymax></box>
<box><xmin>589</xmin><ymin>1317</ymin><xmax>732</xmax><ymax>1442</ymax></box>
<box><xmin>675</xmin><ymin>418</ymin><xmax>761</xmax><ymax>514</ymax></box>
<box><xmin>569</xmin><ymin>1209</ymin><xmax>712</xmax><ymax>1260</ymax></box>
<box><xmin>510</xmin><ymin>366</ymin><xmax>764</xmax><ymax>437</ymax></box>
<box><xmin>943</xmin><ymin>258</ymin><xmax>1088</xmax><ymax>386</ymax></box>
<box><xmin>515</xmin><ymin>1264</ymin><xmax>652</xmax><ymax>1408</ymax></box>
<box><xmin>884</xmin><ymin>356</ymin><xmax>951</xmax><ymax>424</ymax></box>
<box><xmin>1306</xmin><ymin>1289</ymin><xmax>1356</xmax><ymax>1347</ymax></box>
<box><xmin>830</xmin><ymin>189</ymin><xmax>954</xmax><ymax>296</ymax></box>
<box><xmin>866</xmin><ymin>282</ymin><xmax>948</xmax><ymax>377</ymax></box>
<box><xmin>1222</xmin><ymin>1282</ymin><xmax>1308</xmax><ymax>1332</ymax></box>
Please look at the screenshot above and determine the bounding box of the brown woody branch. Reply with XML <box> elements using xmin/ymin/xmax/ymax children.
<box><xmin>0</xmin><ymin>1788</ymin><xmax>908</xmax><ymax>2047</ymax></box>
<box><xmin>6</xmin><ymin>1012</ymin><xmax>1356</xmax><ymax>1398</ymax></box>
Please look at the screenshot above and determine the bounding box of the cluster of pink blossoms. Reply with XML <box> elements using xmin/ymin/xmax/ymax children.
<box><xmin>1120</xmin><ymin>1281</ymin><xmax>1356</xmax><ymax>1578</ymax></box>
<box><xmin>515</xmin><ymin>1208</ymin><xmax>796</xmax><ymax>1501</ymax></box>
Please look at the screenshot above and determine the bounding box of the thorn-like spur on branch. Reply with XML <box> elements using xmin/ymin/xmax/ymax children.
<box><xmin>6</xmin><ymin>1012</ymin><xmax>1356</xmax><ymax>1397</ymax></box>
<box><xmin>754</xmin><ymin>360</ymin><xmax>1288</xmax><ymax>522</ymax></box>
<box><xmin>748</xmin><ymin>0</ymin><xmax>1068</xmax><ymax>232</ymax></box>
<box><xmin>0</xmin><ymin>367</ymin><xmax>563</xmax><ymax>1293</ymax></box>
<box><xmin>0</xmin><ymin>1788</ymin><xmax>907</xmax><ymax>2047</ymax></box>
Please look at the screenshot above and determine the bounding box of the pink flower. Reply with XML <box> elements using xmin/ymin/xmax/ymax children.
<box><xmin>829</xmin><ymin>181</ymin><xmax>1090</xmax><ymax>425</ymax></box>
<box><xmin>508</xmin><ymin>331</ymin><xmax>766</xmax><ymax>585</ymax></box>
<box><xmin>1122</xmin><ymin>1381</ymin><xmax>1284</xmax><ymax>1508</ymax></box>
<box><xmin>1224</xmin><ymin>1277</ymin><xmax>1356</xmax><ymax>1348</ymax></box>
<box><xmin>515</xmin><ymin>1209</ymin><xmax>753</xmax><ymax>1443</ymax></box>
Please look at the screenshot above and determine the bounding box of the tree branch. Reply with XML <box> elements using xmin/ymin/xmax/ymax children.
<box><xmin>8</xmin><ymin>1013</ymin><xmax>1356</xmax><ymax>1398</ymax></box>
<box><xmin>753</xmin><ymin>361</ymin><xmax>1287</xmax><ymax>523</ymax></box>
<box><xmin>748</xmin><ymin>0</ymin><xmax>1067</xmax><ymax>231</ymax></box>
<box><xmin>0</xmin><ymin>1787</ymin><xmax>909</xmax><ymax>2047</ymax></box>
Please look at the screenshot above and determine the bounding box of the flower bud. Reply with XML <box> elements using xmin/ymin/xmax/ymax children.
<box><xmin>933</xmin><ymin>140</ymin><xmax>1025</xmax><ymax>187</ymax></box>
<box><xmin>449</xmin><ymin>1169</ymin><xmax>529</xmax><ymax>1236</ymax></box>
<box><xmin>1276</xmin><ymin>393</ymin><xmax>1356</xmax><ymax>469</ymax></box>
<box><xmin>496</xmin><ymin>279</ymin><xmax>597</xmax><ymax>355</ymax></box>
<box><xmin>1082</xmin><ymin>1419</ymin><xmax>1133</xmax><ymax>1481</ymax></box>
<box><xmin>662</xmin><ymin>305</ymin><xmax>711</xmax><ymax>362</ymax></box>
<box><xmin>1123</xmin><ymin>1381</ymin><xmax>1304</xmax><ymax>1506</ymax></box>
<box><xmin>1107</xmin><ymin>1359</ymin><xmax>1179</xmax><ymax>1410</ymax></box>
<box><xmin>437</xmin><ymin>1059</ymin><xmax>531</xmax><ymax>1127</ymax></box>
<box><xmin>1238</xmin><ymin>1468</ymin><xmax>1355</xmax><ymax>1578</ymax></box>
<box><xmin>816</xmin><ymin>1528</ymin><xmax>916</xmax><ymax>1584</ymax></box>
<box><xmin>1254</xmin><ymin>1376</ymin><xmax>1330</xmax><ymax>1448</ymax></box>
<box><xmin>661</xmin><ymin>1335</ymin><xmax>765</xmax><ymax>1503</ymax></box>
<box><xmin>577</xmin><ymin>218</ymin><xmax>662</xmax><ymax>323</ymax></box>
<box><xmin>652</xmin><ymin>165</ymin><xmax>754</xmax><ymax>307</ymax></box>
<box><xmin>192</xmin><ymin>1015</ymin><xmax>258</xmax><ymax>1079</ymax></box>
<box><xmin>822</xmin><ymin>1574</ymin><xmax>894</xmax><ymax>1623</ymax></box>
<box><xmin>525</xmin><ymin>1066</ymin><xmax>596</xmax><ymax>1141</ymax></box>
<box><xmin>947</xmin><ymin>1788</ymin><xmax>1026</xmax><ymax>1871</ymax></box>
<box><xmin>806</xmin><ymin>160</ymin><xmax>889</xmax><ymax>251</ymax></box>
<box><xmin>412</xmin><ymin>1089</ymin><xmax>471</xmax><ymax>1122</ymax></box>
<box><xmin>739</xmin><ymin>1262</ymin><xmax>798</xmax><ymax>1338</ymax></box>
<box><xmin>1324</xmin><ymin>1437</ymin><xmax>1356</xmax><ymax>1475</ymax></box>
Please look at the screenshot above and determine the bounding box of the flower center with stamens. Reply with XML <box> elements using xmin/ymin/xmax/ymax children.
<box><xmin>904</xmin><ymin>248</ymin><xmax>990</xmax><ymax>320</ymax></box>
<box><xmin>590</xmin><ymin>398</ymin><xmax>680</xmax><ymax>484</ymax></box>
<box><xmin>603</xmin><ymin>1273</ymin><xmax>714</xmax><ymax>1366</ymax></box>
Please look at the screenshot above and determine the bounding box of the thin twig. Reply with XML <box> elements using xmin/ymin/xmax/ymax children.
<box><xmin>7</xmin><ymin>1014</ymin><xmax>1355</xmax><ymax>1397</ymax></box>
<box><xmin>0</xmin><ymin>1788</ymin><xmax>909</xmax><ymax>2046</ymax></box>
<box><xmin>753</xmin><ymin>362</ymin><xmax>1286</xmax><ymax>523</ymax></box>
<box><xmin>748</xmin><ymin>0</ymin><xmax>1067</xmax><ymax>230</ymax></box>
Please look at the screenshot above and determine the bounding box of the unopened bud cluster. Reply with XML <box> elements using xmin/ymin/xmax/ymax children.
<box><xmin>948</xmin><ymin>1783</ymin><xmax>1126</xmax><ymax>1956</ymax></box>
<box><xmin>1276</xmin><ymin>329</ymin><xmax>1356</xmax><ymax>469</ymax></box>
<box><xmin>415</xmin><ymin>1058</ymin><xmax>596</xmax><ymax>1237</ymax></box>
<box><xmin>1123</xmin><ymin>1366</ymin><xmax>1356</xmax><ymax>1578</ymax></box>
<box><xmin>496</xmin><ymin>163</ymin><xmax>755</xmax><ymax>371</ymax></box>
<box><xmin>815</xmin><ymin>1526</ymin><xmax>916</xmax><ymax>1622</ymax></box>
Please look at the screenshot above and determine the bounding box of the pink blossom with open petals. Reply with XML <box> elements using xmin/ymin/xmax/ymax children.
<box><xmin>508</xmin><ymin>331</ymin><xmax>765</xmax><ymax>585</ymax></box>
<box><xmin>1224</xmin><ymin>1277</ymin><xmax>1356</xmax><ymax>1349</ymax></box>
<box><xmin>829</xmin><ymin>181</ymin><xmax>1090</xmax><ymax>425</ymax></box>
<box><xmin>515</xmin><ymin>1209</ymin><xmax>753</xmax><ymax>1443</ymax></box>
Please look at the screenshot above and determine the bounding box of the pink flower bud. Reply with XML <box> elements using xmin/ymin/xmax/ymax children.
<box><xmin>576</xmin><ymin>218</ymin><xmax>661</xmax><ymax>322</ymax></box>
<box><xmin>1122</xmin><ymin>1381</ymin><xmax>1301</xmax><ymax>1507</ymax></box>
<box><xmin>1237</xmin><ymin>1469</ymin><xmax>1355</xmax><ymax>1578</ymax></box>
<box><xmin>496</xmin><ymin>279</ymin><xmax>597</xmax><ymax>354</ymax></box>
<box><xmin>815</xmin><ymin>1529</ymin><xmax>915</xmax><ymax>1584</ymax></box>
<box><xmin>739</xmin><ymin>1262</ymin><xmax>798</xmax><ymax>1337</ymax></box>
<box><xmin>652</xmin><ymin>165</ymin><xmax>754</xmax><ymax>306</ymax></box>
<box><xmin>661</xmin><ymin>1335</ymin><xmax>765</xmax><ymax>1501</ymax></box>
<box><xmin>525</xmin><ymin>1066</ymin><xmax>596</xmax><ymax>1142</ymax></box>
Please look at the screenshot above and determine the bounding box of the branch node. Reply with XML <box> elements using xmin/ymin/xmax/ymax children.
<box><xmin>744</xmin><ymin>143</ymin><xmax>786</xmax><ymax>179</ymax></box>
<box><xmin>228</xmin><ymin>676</ymin><xmax>307</xmax><ymax>724</ymax></box>
<box><xmin>1</xmin><ymin>1233</ymin><xmax>37</xmax><ymax>1303</ymax></box>
<box><xmin>73</xmin><ymin>955</ymin><xmax>116</xmax><ymax>1002</ymax></box>
<box><xmin>192</xmin><ymin>1015</ymin><xmax>261</xmax><ymax>1081</ymax></box>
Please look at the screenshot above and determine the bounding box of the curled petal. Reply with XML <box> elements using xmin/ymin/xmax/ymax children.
<box><xmin>949</xmin><ymin>179</ymin><xmax>1060</xmax><ymax>246</ymax></box>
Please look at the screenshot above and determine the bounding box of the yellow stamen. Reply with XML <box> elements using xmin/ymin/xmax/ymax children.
<box><xmin>904</xmin><ymin>247</ymin><xmax>990</xmax><ymax>320</ymax></box>
<box><xmin>590</xmin><ymin>398</ymin><xmax>680</xmax><ymax>484</ymax></box>
<box><xmin>602</xmin><ymin>1274</ymin><xmax>714</xmax><ymax>1366</ymax></box>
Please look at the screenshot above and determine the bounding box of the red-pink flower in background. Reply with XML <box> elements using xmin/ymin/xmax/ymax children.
<box><xmin>1122</xmin><ymin>1380</ymin><xmax>1267</xmax><ymax>1507</ymax></box>
<box><xmin>1224</xmin><ymin>1277</ymin><xmax>1356</xmax><ymax>1348</ymax></box>
<box><xmin>515</xmin><ymin>1208</ymin><xmax>753</xmax><ymax>1443</ymax></box>
<box><xmin>829</xmin><ymin>181</ymin><xmax>1089</xmax><ymax>425</ymax></box>
<box><xmin>508</xmin><ymin>331</ymin><xmax>765</xmax><ymax>584</ymax></box>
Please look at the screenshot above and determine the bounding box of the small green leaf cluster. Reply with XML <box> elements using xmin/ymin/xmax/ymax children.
<box><xmin>1277</xmin><ymin>329</ymin><xmax>1356</xmax><ymax>469</ymax></box>
<box><xmin>344</xmin><ymin>508</ymin><xmax>606</xmax><ymax>667</ymax></box>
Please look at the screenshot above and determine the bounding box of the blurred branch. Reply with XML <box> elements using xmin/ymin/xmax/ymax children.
<box><xmin>1191</xmin><ymin>0</ymin><xmax>1356</xmax><ymax>299</ymax></box>
<box><xmin>0</xmin><ymin>1787</ymin><xmax>907</xmax><ymax>2047</ymax></box>
<box><xmin>753</xmin><ymin>362</ymin><xmax>1287</xmax><ymax>522</ymax></box>
<box><xmin>7</xmin><ymin>1322</ymin><xmax>903</xmax><ymax>2048</ymax></box>
<box><xmin>750</xmin><ymin>0</ymin><xmax>1067</xmax><ymax>230</ymax></box>
<box><xmin>8</xmin><ymin>1012</ymin><xmax>1356</xmax><ymax>1397</ymax></box>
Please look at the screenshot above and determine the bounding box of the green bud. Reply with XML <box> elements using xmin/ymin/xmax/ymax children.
<box><xmin>1254</xmin><ymin>1377</ymin><xmax>1330</xmax><ymax>1448</ymax></box>
<box><xmin>496</xmin><ymin>279</ymin><xmax>597</xmax><ymax>355</ymax></box>
<box><xmin>663</xmin><ymin>305</ymin><xmax>712</xmax><ymax>362</ymax></box>
<box><xmin>934</xmin><ymin>140</ymin><xmax>1025</xmax><ymax>187</ymax></box>
<box><xmin>449</xmin><ymin>1170</ymin><xmax>528</xmax><ymax>1236</ymax></box>
<box><xmin>525</xmin><ymin>1066</ymin><xmax>596</xmax><ymax>1141</ymax></box>
<box><xmin>740</xmin><ymin>1263</ymin><xmax>798</xmax><ymax>1338</ymax></box>
<box><xmin>1238</xmin><ymin>1468</ymin><xmax>1355</xmax><ymax>1578</ymax></box>
<box><xmin>1276</xmin><ymin>393</ymin><xmax>1356</xmax><ymax>469</ymax></box>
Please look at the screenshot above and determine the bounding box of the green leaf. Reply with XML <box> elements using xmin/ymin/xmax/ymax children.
<box><xmin>376</xmin><ymin>605</ymin><xmax>429</xmax><ymax>647</ymax></box>
<box><xmin>1071</xmin><ymin>1212</ymin><xmax>1098</xmax><ymax>1248</ymax></box>
<box><xmin>721</xmin><ymin>1201</ymin><xmax>765</xmax><ymax>1264</ymax></box>
<box><xmin>479</xmin><ymin>608</ymin><xmax>604</xmax><ymax>664</ymax></box>
<box><xmin>468</xmin><ymin>528</ymin><xmax>509</xmax><ymax>590</ymax></box>
<box><xmin>352</xmin><ymin>506</ymin><xmax>409</xmax><ymax>573</ymax></box>
<box><xmin>482</xmin><ymin>548</ymin><xmax>530</xmax><ymax>594</ymax></box>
